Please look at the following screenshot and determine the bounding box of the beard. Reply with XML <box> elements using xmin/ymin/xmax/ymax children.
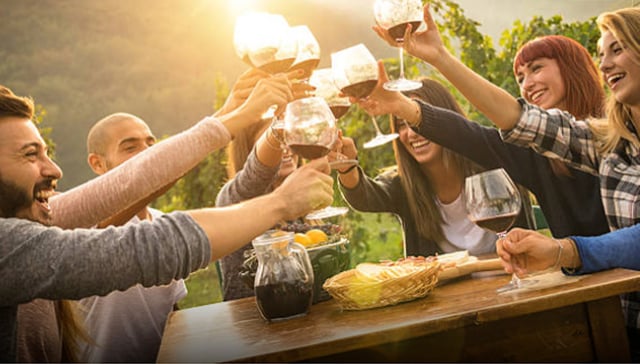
<box><xmin>0</xmin><ymin>173</ymin><xmax>32</xmax><ymax>219</ymax></box>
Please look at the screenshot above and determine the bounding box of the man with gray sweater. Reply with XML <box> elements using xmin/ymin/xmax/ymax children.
<box><xmin>0</xmin><ymin>84</ymin><xmax>333</xmax><ymax>362</ymax></box>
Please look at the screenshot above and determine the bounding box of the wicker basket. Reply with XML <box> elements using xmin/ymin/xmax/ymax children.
<box><xmin>322</xmin><ymin>261</ymin><xmax>440</xmax><ymax>310</ymax></box>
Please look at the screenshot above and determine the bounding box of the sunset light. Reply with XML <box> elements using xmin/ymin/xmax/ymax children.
<box><xmin>227</xmin><ymin>0</ymin><xmax>261</xmax><ymax>18</ymax></box>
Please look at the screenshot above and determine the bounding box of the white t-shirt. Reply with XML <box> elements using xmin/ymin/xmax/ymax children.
<box><xmin>78</xmin><ymin>208</ymin><xmax>187</xmax><ymax>362</ymax></box>
<box><xmin>435</xmin><ymin>192</ymin><xmax>498</xmax><ymax>256</ymax></box>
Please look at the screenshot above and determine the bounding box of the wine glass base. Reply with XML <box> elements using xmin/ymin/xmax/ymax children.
<box><xmin>496</xmin><ymin>277</ymin><xmax>538</xmax><ymax>293</ymax></box>
<box><xmin>363</xmin><ymin>133</ymin><xmax>399</xmax><ymax>149</ymax></box>
<box><xmin>329</xmin><ymin>159</ymin><xmax>359</xmax><ymax>170</ymax></box>
<box><xmin>305</xmin><ymin>206</ymin><xmax>349</xmax><ymax>220</ymax></box>
<box><xmin>261</xmin><ymin>105</ymin><xmax>277</xmax><ymax>120</ymax></box>
<box><xmin>383</xmin><ymin>78</ymin><xmax>422</xmax><ymax>92</ymax></box>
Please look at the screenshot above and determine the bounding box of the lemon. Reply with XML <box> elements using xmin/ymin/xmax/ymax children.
<box><xmin>305</xmin><ymin>229</ymin><xmax>328</xmax><ymax>245</ymax></box>
<box><xmin>294</xmin><ymin>233</ymin><xmax>313</xmax><ymax>247</ymax></box>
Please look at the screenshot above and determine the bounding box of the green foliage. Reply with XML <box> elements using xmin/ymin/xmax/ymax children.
<box><xmin>496</xmin><ymin>16</ymin><xmax>600</xmax><ymax>96</ymax></box>
<box><xmin>151</xmin><ymin>75</ymin><xmax>232</xmax><ymax>212</ymax></box>
<box><xmin>178</xmin><ymin>263</ymin><xmax>222</xmax><ymax>309</ymax></box>
<box><xmin>33</xmin><ymin>105</ymin><xmax>56</xmax><ymax>160</ymax></box>
<box><xmin>152</xmin><ymin>149</ymin><xmax>228</xmax><ymax>211</ymax></box>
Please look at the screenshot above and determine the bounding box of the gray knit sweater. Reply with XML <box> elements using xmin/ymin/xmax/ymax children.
<box><xmin>0</xmin><ymin>212</ymin><xmax>210</xmax><ymax>362</ymax></box>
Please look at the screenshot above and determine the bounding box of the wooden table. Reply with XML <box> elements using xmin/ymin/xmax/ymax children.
<box><xmin>157</xmin><ymin>268</ymin><xmax>640</xmax><ymax>362</ymax></box>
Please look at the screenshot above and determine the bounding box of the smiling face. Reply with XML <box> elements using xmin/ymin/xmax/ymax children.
<box><xmin>88</xmin><ymin>115</ymin><xmax>156</xmax><ymax>174</ymax></box>
<box><xmin>277</xmin><ymin>148</ymin><xmax>299</xmax><ymax>180</ymax></box>
<box><xmin>0</xmin><ymin>117</ymin><xmax>62</xmax><ymax>224</ymax></box>
<box><xmin>599</xmin><ymin>30</ymin><xmax>640</xmax><ymax>110</ymax></box>
<box><xmin>516</xmin><ymin>57</ymin><xmax>567</xmax><ymax>111</ymax></box>
<box><xmin>394</xmin><ymin>118</ymin><xmax>443</xmax><ymax>166</ymax></box>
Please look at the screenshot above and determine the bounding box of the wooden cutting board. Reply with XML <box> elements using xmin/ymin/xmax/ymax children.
<box><xmin>438</xmin><ymin>257</ymin><xmax>503</xmax><ymax>281</ymax></box>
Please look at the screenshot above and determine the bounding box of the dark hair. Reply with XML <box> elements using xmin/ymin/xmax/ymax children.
<box><xmin>513</xmin><ymin>35</ymin><xmax>605</xmax><ymax>119</ymax></box>
<box><xmin>389</xmin><ymin>78</ymin><xmax>483</xmax><ymax>243</ymax></box>
<box><xmin>0</xmin><ymin>85</ymin><xmax>35</xmax><ymax>120</ymax></box>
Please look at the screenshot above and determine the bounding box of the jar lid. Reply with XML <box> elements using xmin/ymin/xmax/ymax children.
<box><xmin>252</xmin><ymin>230</ymin><xmax>294</xmax><ymax>247</ymax></box>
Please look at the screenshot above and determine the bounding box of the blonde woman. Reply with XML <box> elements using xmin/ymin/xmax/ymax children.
<box><xmin>394</xmin><ymin>5</ymin><xmax>640</xmax><ymax>356</ymax></box>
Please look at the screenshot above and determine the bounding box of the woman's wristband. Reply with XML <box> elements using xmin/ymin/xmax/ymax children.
<box><xmin>551</xmin><ymin>239</ymin><xmax>563</xmax><ymax>270</ymax></box>
<box><xmin>264</xmin><ymin>129</ymin><xmax>283</xmax><ymax>151</ymax></box>
<box><xmin>405</xmin><ymin>99</ymin><xmax>422</xmax><ymax>128</ymax></box>
<box><xmin>338</xmin><ymin>164</ymin><xmax>358</xmax><ymax>175</ymax></box>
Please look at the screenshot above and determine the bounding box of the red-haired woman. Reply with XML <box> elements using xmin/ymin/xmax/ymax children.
<box><xmin>356</xmin><ymin>33</ymin><xmax>609</xmax><ymax>240</ymax></box>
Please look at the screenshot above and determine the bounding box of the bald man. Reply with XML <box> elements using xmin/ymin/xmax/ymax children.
<box><xmin>79</xmin><ymin>113</ymin><xmax>185</xmax><ymax>362</ymax></box>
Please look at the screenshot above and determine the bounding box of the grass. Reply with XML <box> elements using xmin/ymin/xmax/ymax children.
<box><xmin>177</xmin><ymin>212</ymin><xmax>403</xmax><ymax>309</ymax></box>
<box><xmin>178</xmin><ymin>263</ymin><xmax>222</xmax><ymax>309</ymax></box>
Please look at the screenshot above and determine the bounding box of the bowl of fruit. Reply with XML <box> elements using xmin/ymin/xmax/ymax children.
<box><xmin>280</xmin><ymin>222</ymin><xmax>351</xmax><ymax>303</ymax></box>
<box><xmin>240</xmin><ymin>222</ymin><xmax>350</xmax><ymax>304</ymax></box>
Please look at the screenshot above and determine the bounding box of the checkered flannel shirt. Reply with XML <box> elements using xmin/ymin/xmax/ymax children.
<box><xmin>501</xmin><ymin>99</ymin><xmax>640</xmax><ymax>329</ymax></box>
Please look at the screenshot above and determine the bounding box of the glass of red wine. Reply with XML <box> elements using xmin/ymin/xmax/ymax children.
<box><xmin>283</xmin><ymin>96</ymin><xmax>349</xmax><ymax>220</ymax></box>
<box><xmin>287</xmin><ymin>25</ymin><xmax>321</xmax><ymax>81</ymax></box>
<box><xmin>465</xmin><ymin>168</ymin><xmax>536</xmax><ymax>293</ymax></box>
<box><xmin>309</xmin><ymin>68</ymin><xmax>357</xmax><ymax>169</ymax></box>
<box><xmin>373</xmin><ymin>0</ymin><xmax>423</xmax><ymax>92</ymax></box>
<box><xmin>233</xmin><ymin>12</ymin><xmax>297</xmax><ymax>119</ymax></box>
<box><xmin>331</xmin><ymin>44</ymin><xmax>398</xmax><ymax>149</ymax></box>
<box><xmin>309</xmin><ymin>68</ymin><xmax>351</xmax><ymax>119</ymax></box>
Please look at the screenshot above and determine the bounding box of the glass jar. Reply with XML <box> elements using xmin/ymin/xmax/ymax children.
<box><xmin>252</xmin><ymin>230</ymin><xmax>314</xmax><ymax>321</ymax></box>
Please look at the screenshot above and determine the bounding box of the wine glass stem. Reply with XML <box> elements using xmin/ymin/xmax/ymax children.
<box><xmin>398</xmin><ymin>44</ymin><xmax>406</xmax><ymax>79</ymax></box>
<box><xmin>498</xmin><ymin>231</ymin><xmax>521</xmax><ymax>288</ymax></box>
<box><xmin>371</xmin><ymin>116</ymin><xmax>383</xmax><ymax>136</ymax></box>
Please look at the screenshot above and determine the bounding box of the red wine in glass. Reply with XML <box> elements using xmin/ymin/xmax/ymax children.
<box><xmin>373</xmin><ymin>0</ymin><xmax>423</xmax><ymax>91</ymax></box>
<box><xmin>471</xmin><ymin>212</ymin><xmax>518</xmax><ymax>233</ymax></box>
<box><xmin>340</xmin><ymin>79</ymin><xmax>378</xmax><ymax>99</ymax></box>
<box><xmin>330</xmin><ymin>105</ymin><xmax>350</xmax><ymax>119</ymax></box>
<box><xmin>288</xmin><ymin>58</ymin><xmax>320</xmax><ymax>80</ymax></box>
<box><xmin>287</xmin><ymin>144</ymin><xmax>330</xmax><ymax>160</ymax></box>
<box><xmin>258</xmin><ymin>57</ymin><xmax>296</xmax><ymax>74</ymax></box>
<box><xmin>387</xmin><ymin>20</ymin><xmax>421</xmax><ymax>40</ymax></box>
<box><xmin>465</xmin><ymin>168</ymin><xmax>536</xmax><ymax>293</ymax></box>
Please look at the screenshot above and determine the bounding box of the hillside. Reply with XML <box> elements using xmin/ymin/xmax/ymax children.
<box><xmin>0</xmin><ymin>0</ymin><xmax>622</xmax><ymax>189</ymax></box>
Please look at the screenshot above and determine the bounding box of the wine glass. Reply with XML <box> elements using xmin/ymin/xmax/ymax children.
<box><xmin>233</xmin><ymin>12</ymin><xmax>298</xmax><ymax>119</ymax></box>
<box><xmin>331</xmin><ymin>44</ymin><xmax>399</xmax><ymax>148</ymax></box>
<box><xmin>363</xmin><ymin>115</ymin><xmax>399</xmax><ymax>149</ymax></box>
<box><xmin>283</xmin><ymin>97</ymin><xmax>350</xmax><ymax>220</ymax></box>
<box><xmin>287</xmin><ymin>25</ymin><xmax>321</xmax><ymax>80</ymax></box>
<box><xmin>465</xmin><ymin>168</ymin><xmax>536</xmax><ymax>293</ymax></box>
<box><xmin>309</xmin><ymin>68</ymin><xmax>351</xmax><ymax>119</ymax></box>
<box><xmin>373</xmin><ymin>0</ymin><xmax>423</xmax><ymax>91</ymax></box>
<box><xmin>309</xmin><ymin>68</ymin><xmax>358</xmax><ymax>169</ymax></box>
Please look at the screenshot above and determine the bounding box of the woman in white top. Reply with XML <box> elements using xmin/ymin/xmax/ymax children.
<box><xmin>337</xmin><ymin>78</ymin><xmax>531</xmax><ymax>257</ymax></box>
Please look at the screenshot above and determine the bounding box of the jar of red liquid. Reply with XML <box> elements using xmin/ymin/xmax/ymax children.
<box><xmin>252</xmin><ymin>230</ymin><xmax>314</xmax><ymax>321</ymax></box>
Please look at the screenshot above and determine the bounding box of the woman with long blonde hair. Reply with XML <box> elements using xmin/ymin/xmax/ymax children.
<box><xmin>393</xmin><ymin>4</ymin><xmax>640</xmax><ymax>358</ymax></box>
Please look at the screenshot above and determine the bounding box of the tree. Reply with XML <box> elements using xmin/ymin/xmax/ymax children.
<box><xmin>152</xmin><ymin>74</ymin><xmax>230</xmax><ymax>211</ymax></box>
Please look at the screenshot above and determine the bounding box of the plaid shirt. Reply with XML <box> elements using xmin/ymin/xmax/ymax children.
<box><xmin>501</xmin><ymin>100</ymin><xmax>640</xmax><ymax>328</ymax></box>
<box><xmin>501</xmin><ymin>100</ymin><xmax>640</xmax><ymax>231</ymax></box>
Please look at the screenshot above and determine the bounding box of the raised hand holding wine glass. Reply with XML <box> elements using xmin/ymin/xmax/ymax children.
<box><xmin>331</xmin><ymin>44</ymin><xmax>398</xmax><ymax>149</ymax></box>
<box><xmin>283</xmin><ymin>97</ymin><xmax>349</xmax><ymax>220</ymax></box>
<box><xmin>465</xmin><ymin>168</ymin><xmax>536</xmax><ymax>293</ymax></box>
<box><xmin>373</xmin><ymin>0</ymin><xmax>423</xmax><ymax>92</ymax></box>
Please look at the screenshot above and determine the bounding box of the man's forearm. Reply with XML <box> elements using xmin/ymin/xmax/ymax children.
<box><xmin>188</xmin><ymin>193</ymin><xmax>287</xmax><ymax>261</ymax></box>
